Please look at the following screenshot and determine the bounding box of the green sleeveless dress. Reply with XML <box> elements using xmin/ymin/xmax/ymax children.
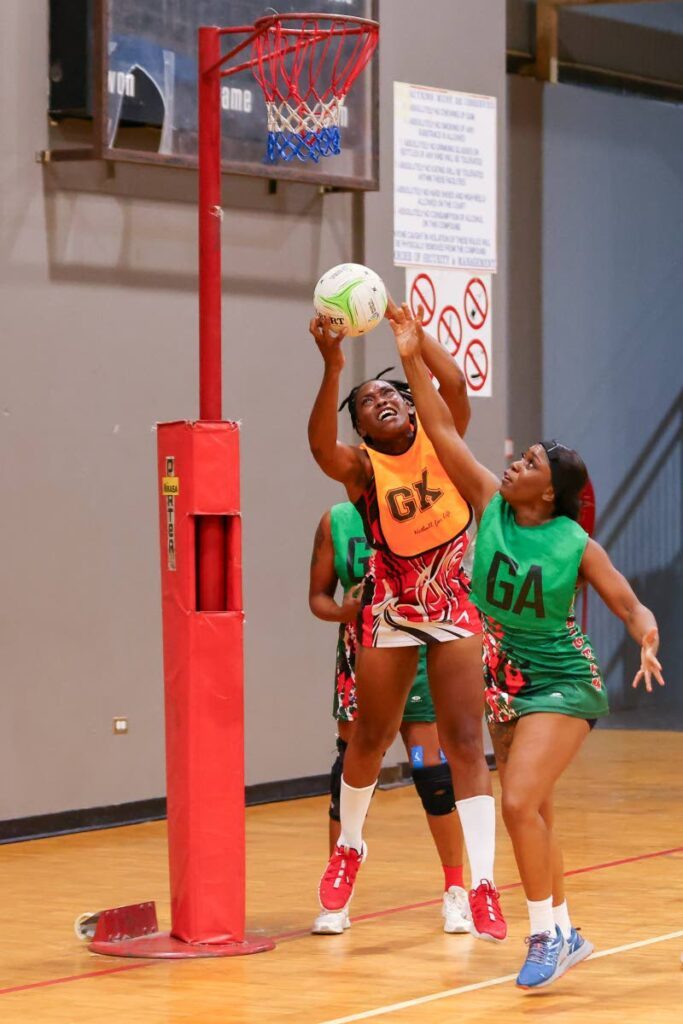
<box><xmin>470</xmin><ymin>494</ymin><xmax>609</xmax><ymax>723</ymax></box>
<box><xmin>329</xmin><ymin>502</ymin><xmax>434</xmax><ymax>723</ymax></box>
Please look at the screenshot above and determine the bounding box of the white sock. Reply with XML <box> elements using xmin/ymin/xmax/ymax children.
<box><xmin>456</xmin><ymin>795</ymin><xmax>496</xmax><ymax>886</ymax></box>
<box><xmin>527</xmin><ymin>897</ymin><xmax>555</xmax><ymax>936</ymax></box>
<box><xmin>338</xmin><ymin>777</ymin><xmax>376</xmax><ymax>853</ymax></box>
<box><xmin>554</xmin><ymin>900</ymin><xmax>572</xmax><ymax>940</ymax></box>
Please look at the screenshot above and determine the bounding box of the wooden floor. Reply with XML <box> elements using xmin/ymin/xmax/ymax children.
<box><xmin>2</xmin><ymin>730</ymin><xmax>682</xmax><ymax>1023</ymax></box>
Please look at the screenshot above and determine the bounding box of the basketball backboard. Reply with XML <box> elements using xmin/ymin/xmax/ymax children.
<box><xmin>49</xmin><ymin>0</ymin><xmax>379</xmax><ymax>190</ymax></box>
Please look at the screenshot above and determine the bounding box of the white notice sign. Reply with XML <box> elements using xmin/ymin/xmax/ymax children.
<box><xmin>394</xmin><ymin>82</ymin><xmax>497</xmax><ymax>273</ymax></box>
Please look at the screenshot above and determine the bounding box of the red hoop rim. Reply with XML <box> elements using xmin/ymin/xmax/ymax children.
<box><xmin>252</xmin><ymin>12</ymin><xmax>379</xmax><ymax>33</ymax></box>
<box><xmin>214</xmin><ymin>13</ymin><xmax>378</xmax><ymax>84</ymax></box>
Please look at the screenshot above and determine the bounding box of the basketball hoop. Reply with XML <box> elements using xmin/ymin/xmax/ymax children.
<box><xmin>217</xmin><ymin>13</ymin><xmax>379</xmax><ymax>164</ymax></box>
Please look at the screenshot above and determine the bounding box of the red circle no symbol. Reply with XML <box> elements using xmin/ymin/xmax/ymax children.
<box><xmin>409</xmin><ymin>273</ymin><xmax>436</xmax><ymax>326</ymax></box>
<box><xmin>464</xmin><ymin>339</ymin><xmax>488</xmax><ymax>392</ymax></box>
<box><xmin>437</xmin><ymin>306</ymin><xmax>462</xmax><ymax>357</ymax></box>
<box><xmin>464</xmin><ymin>278</ymin><xmax>489</xmax><ymax>330</ymax></box>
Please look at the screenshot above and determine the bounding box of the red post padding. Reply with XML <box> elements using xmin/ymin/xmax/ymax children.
<box><xmin>157</xmin><ymin>420</ymin><xmax>250</xmax><ymax>945</ymax></box>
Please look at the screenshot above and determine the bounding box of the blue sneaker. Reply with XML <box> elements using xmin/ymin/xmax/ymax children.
<box><xmin>516</xmin><ymin>926</ymin><xmax>566</xmax><ymax>991</ymax></box>
<box><xmin>560</xmin><ymin>927</ymin><xmax>594</xmax><ymax>974</ymax></box>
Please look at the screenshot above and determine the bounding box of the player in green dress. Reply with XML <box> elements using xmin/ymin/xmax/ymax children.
<box><xmin>387</xmin><ymin>302</ymin><xmax>665</xmax><ymax>992</ymax></box>
<box><xmin>309</xmin><ymin>500</ymin><xmax>470</xmax><ymax>935</ymax></box>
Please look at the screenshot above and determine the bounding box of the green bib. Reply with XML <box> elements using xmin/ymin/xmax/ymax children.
<box><xmin>330</xmin><ymin>502</ymin><xmax>373</xmax><ymax>594</ymax></box>
<box><xmin>471</xmin><ymin>493</ymin><xmax>588</xmax><ymax>631</ymax></box>
<box><xmin>329</xmin><ymin>501</ymin><xmax>435</xmax><ymax>725</ymax></box>
<box><xmin>471</xmin><ymin>494</ymin><xmax>608</xmax><ymax>722</ymax></box>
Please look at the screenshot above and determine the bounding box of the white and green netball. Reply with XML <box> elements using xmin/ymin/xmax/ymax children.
<box><xmin>313</xmin><ymin>263</ymin><xmax>388</xmax><ymax>337</ymax></box>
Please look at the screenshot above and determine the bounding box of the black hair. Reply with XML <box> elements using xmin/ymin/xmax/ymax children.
<box><xmin>540</xmin><ymin>440</ymin><xmax>588</xmax><ymax>521</ymax></box>
<box><xmin>338</xmin><ymin>367</ymin><xmax>413</xmax><ymax>438</ymax></box>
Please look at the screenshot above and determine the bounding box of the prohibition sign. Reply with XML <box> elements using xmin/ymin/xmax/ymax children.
<box><xmin>464</xmin><ymin>278</ymin><xmax>489</xmax><ymax>330</ymax></box>
<box><xmin>409</xmin><ymin>273</ymin><xmax>436</xmax><ymax>326</ymax></box>
<box><xmin>464</xmin><ymin>339</ymin><xmax>488</xmax><ymax>392</ymax></box>
<box><xmin>437</xmin><ymin>306</ymin><xmax>462</xmax><ymax>357</ymax></box>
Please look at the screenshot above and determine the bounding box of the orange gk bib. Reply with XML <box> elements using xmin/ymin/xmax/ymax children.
<box><xmin>361</xmin><ymin>419</ymin><xmax>471</xmax><ymax>558</ymax></box>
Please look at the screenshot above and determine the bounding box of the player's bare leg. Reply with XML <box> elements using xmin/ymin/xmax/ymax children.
<box><xmin>401</xmin><ymin>720</ymin><xmax>470</xmax><ymax>933</ymax></box>
<box><xmin>492</xmin><ymin>714</ymin><xmax>593</xmax><ymax>987</ymax></box>
<box><xmin>317</xmin><ymin>647</ymin><xmax>417</xmax><ymax>921</ymax></box>
<box><xmin>427</xmin><ymin>636</ymin><xmax>506</xmax><ymax>941</ymax></box>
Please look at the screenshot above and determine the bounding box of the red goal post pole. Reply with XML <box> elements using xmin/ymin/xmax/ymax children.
<box><xmin>155</xmin><ymin>27</ymin><xmax>255</xmax><ymax>950</ymax></box>
<box><xmin>197</xmin><ymin>27</ymin><xmax>226</xmax><ymax>612</ymax></box>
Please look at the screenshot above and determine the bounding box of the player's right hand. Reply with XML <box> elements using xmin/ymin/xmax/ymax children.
<box><xmin>309</xmin><ymin>316</ymin><xmax>347</xmax><ymax>371</ymax></box>
<box><xmin>339</xmin><ymin>583</ymin><xmax>363</xmax><ymax>622</ymax></box>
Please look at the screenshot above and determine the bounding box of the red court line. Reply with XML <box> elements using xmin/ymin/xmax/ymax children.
<box><xmin>564</xmin><ymin>845</ymin><xmax>683</xmax><ymax>877</ymax></box>
<box><xmin>250</xmin><ymin>844</ymin><xmax>683</xmax><ymax>943</ymax></box>
<box><xmin>3</xmin><ymin>844</ymin><xmax>681</xmax><ymax>996</ymax></box>
<box><xmin>0</xmin><ymin>962</ymin><xmax>156</xmax><ymax>996</ymax></box>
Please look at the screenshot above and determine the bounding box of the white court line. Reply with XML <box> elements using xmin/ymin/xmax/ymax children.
<box><xmin>317</xmin><ymin>930</ymin><xmax>683</xmax><ymax>1024</ymax></box>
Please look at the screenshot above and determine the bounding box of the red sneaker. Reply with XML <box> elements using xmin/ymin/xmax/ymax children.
<box><xmin>318</xmin><ymin>843</ymin><xmax>367</xmax><ymax>912</ymax></box>
<box><xmin>469</xmin><ymin>879</ymin><xmax>507</xmax><ymax>942</ymax></box>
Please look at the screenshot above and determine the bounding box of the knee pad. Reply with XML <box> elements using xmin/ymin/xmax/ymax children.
<box><xmin>329</xmin><ymin>738</ymin><xmax>347</xmax><ymax>821</ymax></box>
<box><xmin>412</xmin><ymin>762</ymin><xmax>455</xmax><ymax>817</ymax></box>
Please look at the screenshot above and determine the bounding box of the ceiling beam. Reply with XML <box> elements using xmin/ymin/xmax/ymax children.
<box><xmin>535</xmin><ymin>0</ymin><xmax>669</xmax><ymax>82</ymax></box>
<box><xmin>550</xmin><ymin>1</ymin><xmax>666</xmax><ymax>6</ymax></box>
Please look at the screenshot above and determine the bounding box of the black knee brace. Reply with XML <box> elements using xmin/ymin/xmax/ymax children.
<box><xmin>412</xmin><ymin>762</ymin><xmax>455</xmax><ymax>817</ymax></box>
<box><xmin>329</xmin><ymin>738</ymin><xmax>348</xmax><ymax>821</ymax></box>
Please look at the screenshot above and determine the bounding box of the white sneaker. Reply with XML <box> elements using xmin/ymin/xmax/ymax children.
<box><xmin>311</xmin><ymin>907</ymin><xmax>351</xmax><ymax>935</ymax></box>
<box><xmin>442</xmin><ymin>885</ymin><xmax>471</xmax><ymax>934</ymax></box>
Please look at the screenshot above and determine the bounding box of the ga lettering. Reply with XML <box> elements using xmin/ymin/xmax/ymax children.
<box><xmin>347</xmin><ymin>536</ymin><xmax>372</xmax><ymax>581</ymax></box>
<box><xmin>486</xmin><ymin>551</ymin><xmax>545</xmax><ymax>618</ymax></box>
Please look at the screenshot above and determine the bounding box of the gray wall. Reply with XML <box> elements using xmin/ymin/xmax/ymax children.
<box><xmin>1</xmin><ymin>0</ymin><xmax>507</xmax><ymax>819</ymax></box>
<box><xmin>508</xmin><ymin>77</ymin><xmax>683</xmax><ymax>722</ymax></box>
<box><xmin>365</xmin><ymin>1</ymin><xmax>508</xmax><ymax>478</ymax></box>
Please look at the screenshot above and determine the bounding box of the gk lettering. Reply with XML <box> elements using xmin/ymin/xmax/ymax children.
<box><xmin>386</xmin><ymin>469</ymin><xmax>444</xmax><ymax>523</ymax></box>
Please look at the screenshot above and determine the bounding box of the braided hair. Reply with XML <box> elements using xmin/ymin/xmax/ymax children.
<box><xmin>540</xmin><ymin>440</ymin><xmax>588</xmax><ymax>521</ymax></box>
<box><xmin>338</xmin><ymin>367</ymin><xmax>414</xmax><ymax>440</ymax></box>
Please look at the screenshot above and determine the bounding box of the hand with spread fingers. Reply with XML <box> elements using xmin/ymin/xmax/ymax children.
<box><xmin>309</xmin><ymin>316</ymin><xmax>347</xmax><ymax>371</ymax></box>
<box><xmin>632</xmin><ymin>628</ymin><xmax>665</xmax><ymax>692</ymax></box>
<box><xmin>386</xmin><ymin>301</ymin><xmax>425</xmax><ymax>358</ymax></box>
<box><xmin>384</xmin><ymin>293</ymin><xmax>402</xmax><ymax>321</ymax></box>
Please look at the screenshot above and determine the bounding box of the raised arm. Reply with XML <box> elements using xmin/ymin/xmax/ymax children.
<box><xmin>309</xmin><ymin>511</ymin><xmax>363</xmax><ymax>624</ymax></box>
<box><xmin>307</xmin><ymin>318</ymin><xmax>371</xmax><ymax>495</ymax></box>
<box><xmin>386</xmin><ymin>295</ymin><xmax>470</xmax><ymax>435</ymax></box>
<box><xmin>580</xmin><ymin>539</ymin><xmax>664</xmax><ymax>692</ymax></box>
<box><xmin>388</xmin><ymin>304</ymin><xmax>499</xmax><ymax>519</ymax></box>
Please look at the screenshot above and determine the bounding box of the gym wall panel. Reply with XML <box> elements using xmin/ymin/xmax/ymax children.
<box><xmin>1</xmin><ymin>0</ymin><xmax>507</xmax><ymax>819</ymax></box>
<box><xmin>507</xmin><ymin>76</ymin><xmax>683</xmax><ymax>725</ymax></box>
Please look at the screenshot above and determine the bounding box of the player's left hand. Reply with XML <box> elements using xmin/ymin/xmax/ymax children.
<box><xmin>631</xmin><ymin>628</ymin><xmax>665</xmax><ymax>692</ymax></box>
<box><xmin>387</xmin><ymin>302</ymin><xmax>425</xmax><ymax>357</ymax></box>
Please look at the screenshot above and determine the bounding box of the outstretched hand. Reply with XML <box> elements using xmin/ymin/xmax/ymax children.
<box><xmin>384</xmin><ymin>292</ymin><xmax>402</xmax><ymax>321</ymax></box>
<box><xmin>386</xmin><ymin>302</ymin><xmax>425</xmax><ymax>358</ymax></box>
<box><xmin>309</xmin><ymin>316</ymin><xmax>347</xmax><ymax>371</ymax></box>
<box><xmin>632</xmin><ymin>628</ymin><xmax>665</xmax><ymax>692</ymax></box>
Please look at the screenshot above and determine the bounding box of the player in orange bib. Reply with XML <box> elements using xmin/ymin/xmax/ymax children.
<box><xmin>307</xmin><ymin>300</ymin><xmax>506</xmax><ymax>942</ymax></box>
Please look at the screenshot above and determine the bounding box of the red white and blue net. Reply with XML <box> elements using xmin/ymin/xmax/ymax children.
<box><xmin>249</xmin><ymin>14</ymin><xmax>378</xmax><ymax>164</ymax></box>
